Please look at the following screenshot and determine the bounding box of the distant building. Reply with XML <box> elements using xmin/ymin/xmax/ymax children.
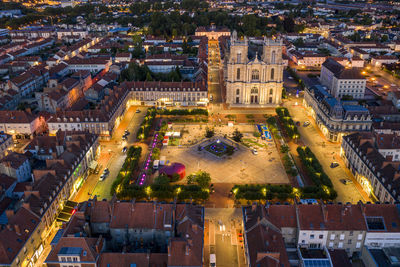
<box><xmin>195</xmin><ymin>25</ymin><xmax>230</xmax><ymax>40</ymax></box>
<box><xmin>320</xmin><ymin>58</ymin><xmax>366</xmax><ymax>99</ymax></box>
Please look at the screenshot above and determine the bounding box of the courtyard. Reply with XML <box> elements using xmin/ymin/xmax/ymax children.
<box><xmin>159</xmin><ymin>124</ymin><xmax>289</xmax><ymax>184</ymax></box>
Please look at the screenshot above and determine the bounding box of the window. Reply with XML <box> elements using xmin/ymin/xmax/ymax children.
<box><xmin>319</xmin><ymin>235</ymin><xmax>323</xmax><ymax>239</ymax></box>
<box><xmin>356</xmin><ymin>242</ymin><xmax>361</xmax><ymax>249</ymax></box>
<box><xmin>236</xmin><ymin>68</ymin><xmax>240</xmax><ymax>80</ymax></box>
<box><xmin>338</xmin><ymin>242</ymin><xmax>343</xmax><ymax>248</ymax></box>
<box><xmin>340</xmin><ymin>234</ymin><xmax>345</xmax><ymax>240</ymax></box>
<box><xmin>271</xmin><ymin>51</ymin><xmax>276</xmax><ymax>64</ymax></box>
<box><xmin>310</xmin><ymin>234</ymin><xmax>315</xmax><ymax>239</ymax></box>
<box><xmin>329</xmin><ymin>242</ymin><xmax>334</xmax><ymax>248</ymax></box>
<box><xmin>357</xmin><ymin>234</ymin><xmax>363</xmax><ymax>240</ymax></box>
<box><xmin>348</xmin><ymin>239</ymin><xmax>352</xmax><ymax>244</ymax></box>
<box><xmin>330</xmin><ymin>234</ymin><xmax>335</xmax><ymax>240</ymax></box>
<box><xmin>251</xmin><ymin>88</ymin><xmax>258</xmax><ymax>94</ymax></box>
<box><xmin>236</xmin><ymin>89</ymin><xmax>240</xmax><ymax>95</ymax></box>
<box><xmin>251</xmin><ymin>70</ymin><xmax>260</xmax><ymax>80</ymax></box>
<box><xmin>270</xmin><ymin>68</ymin><xmax>275</xmax><ymax>80</ymax></box>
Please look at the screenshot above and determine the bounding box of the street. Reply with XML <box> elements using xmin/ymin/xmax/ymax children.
<box><xmin>204</xmin><ymin>208</ymin><xmax>246</xmax><ymax>267</ymax></box>
<box><xmin>283</xmin><ymin>98</ymin><xmax>370</xmax><ymax>203</ymax></box>
<box><xmin>73</xmin><ymin>105</ymin><xmax>147</xmax><ymax>202</ymax></box>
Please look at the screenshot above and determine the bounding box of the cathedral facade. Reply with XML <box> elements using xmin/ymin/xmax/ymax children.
<box><xmin>225</xmin><ymin>32</ymin><xmax>284</xmax><ymax>107</ymax></box>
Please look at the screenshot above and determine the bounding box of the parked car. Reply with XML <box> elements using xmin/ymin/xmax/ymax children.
<box><xmin>122</xmin><ymin>146</ymin><xmax>128</xmax><ymax>153</ymax></box>
<box><xmin>99</xmin><ymin>174</ymin><xmax>106</xmax><ymax>181</ymax></box>
<box><xmin>303</xmin><ymin>121</ymin><xmax>310</xmax><ymax>127</ymax></box>
<box><xmin>341</xmin><ymin>179</ymin><xmax>353</xmax><ymax>185</ymax></box>
<box><xmin>252</xmin><ymin>149</ymin><xmax>258</xmax><ymax>155</ymax></box>
<box><xmin>296</xmin><ymin>121</ymin><xmax>301</xmax><ymax>126</ymax></box>
<box><xmin>330</xmin><ymin>162</ymin><xmax>339</xmax><ymax>168</ymax></box>
<box><xmin>122</xmin><ymin>135</ymin><xmax>127</xmax><ymax>141</ymax></box>
<box><xmin>136</xmin><ymin>109</ymin><xmax>141</xmax><ymax>113</ymax></box>
<box><xmin>103</xmin><ymin>168</ymin><xmax>109</xmax><ymax>174</ymax></box>
<box><xmin>124</xmin><ymin>130</ymin><xmax>130</xmax><ymax>135</ymax></box>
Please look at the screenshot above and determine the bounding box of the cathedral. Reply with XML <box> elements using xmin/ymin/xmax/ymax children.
<box><xmin>225</xmin><ymin>32</ymin><xmax>284</xmax><ymax>107</ymax></box>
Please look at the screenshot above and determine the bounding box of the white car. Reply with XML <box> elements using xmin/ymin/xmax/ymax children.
<box><xmin>252</xmin><ymin>149</ymin><xmax>258</xmax><ymax>155</ymax></box>
<box><xmin>303</xmin><ymin>121</ymin><xmax>310</xmax><ymax>127</ymax></box>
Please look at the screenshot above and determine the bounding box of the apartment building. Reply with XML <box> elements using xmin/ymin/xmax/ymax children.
<box><xmin>243</xmin><ymin>202</ymin><xmax>400</xmax><ymax>266</ymax></box>
<box><xmin>47</xmin><ymin>85</ymin><xmax>129</xmax><ymax>139</ymax></box>
<box><xmin>341</xmin><ymin>132</ymin><xmax>400</xmax><ymax>203</ymax></box>
<box><xmin>0</xmin><ymin>152</ymin><xmax>31</xmax><ymax>182</ymax></box>
<box><xmin>320</xmin><ymin>58</ymin><xmax>366</xmax><ymax>99</ymax></box>
<box><xmin>0</xmin><ymin>110</ymin><xmax>44</xmax><ymax>138</ymax></box>
<box><xmin>66</xmin><ymin>57</ymin><xmax>112</xmax><ymax>73</ymax></box>
<box><xmin>0</xmin><ymin>133</ymin><xmax>13</xmax><ymax>158</ymax></box>
<box><xmin>303</xmin><ymin>84</ymin><xmax>372</xmax><ymax>142</ymax></box>
<box><xmin>297</xmin><ymin>203</ymin><xmax>366</xmax><ymax>255</ymax></box>
<box><xmin>45</xmin><ymin>199</ymin><xmax>205</xmax><ymax>267</ymax></box>
<box><xmin>0</xmin><ymin>131</ymin><xmax>99</xmax><ymax>267</ymax></box>
<box><xmin>122</xmin><ymin>81</ymin><xmax>208</xmax><ymax>107</ymax></box>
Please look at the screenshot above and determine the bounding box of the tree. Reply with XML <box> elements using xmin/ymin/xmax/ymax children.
<box><xmin>205</xmin><ymin>127</ymin><xmax>215</xmax><ymax>138</ymax></box>
<box><xmin>280</xmin><ymin>145</ymin><xmax>289</xmax><ymax>154</ymax></box>
<box><xmin>154</xmin><ymin>174</ymin><xmax>170</xmax><ymax>185</ymax></box>
<box><xmin>232</xmin><ymin>129</ymin><xmax>243</xmax><ymax>142</ymax></box>
<box><xmin>187</xmin><ymin>171</ymin><xmax>211</xmax><ymax>189</ymax></box>
<box><xmin>146</xmin><ymin>72</ymin><xmax>153</xmax><ymax>81</ymax></box>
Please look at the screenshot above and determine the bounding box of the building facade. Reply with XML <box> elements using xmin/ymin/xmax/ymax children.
<box><xmin>303</xmin><ymin>85</ymin><xmax>372</xmax><ymax>142</ymax></box>
<box><xmin>320</xmin><ymin>58</ymin><xmax>366</xmax><ymax>99</ymax></box>
<box><xmin>225</xmin><ymin>32</ymin><xmax>284</xmax><ymax>107</ymax></box>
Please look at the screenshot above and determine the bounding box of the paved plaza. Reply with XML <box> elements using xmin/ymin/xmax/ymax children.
<box><xmin>160</xmin><ymin>124</ymin><xmax>289</xmax><ymax>184</ymax></box>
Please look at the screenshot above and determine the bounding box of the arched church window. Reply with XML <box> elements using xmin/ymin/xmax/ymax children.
<box><xmin>270</xmin><ymin>68</ymin><xmax>275</xmax><ymax>80</ymax></box>
<box><xmin>236</xmin><ymin>89</ymin><xmax>240</xmax><ymax>95</ymax></box>
<box><xmin>237</xmin><ymin>68</ymin><xmax>240</xmax><ymax>80</ymax></box>
<box><xmin>251</xmin><ymin>88</ymin><xmax>258</xmax><ymax>94</ymax></box>
<box><xmin>251</xmin><ymin>70</ymin><xmax>260</xmax><ymax>80</ymax></box>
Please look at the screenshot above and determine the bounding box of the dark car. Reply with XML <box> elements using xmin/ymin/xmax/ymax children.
<box><xmin>330</xmin><ymin>162</ymin><xmax>339</xmax><ymax>168</ymax></box>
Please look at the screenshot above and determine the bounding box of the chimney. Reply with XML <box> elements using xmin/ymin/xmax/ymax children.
<box><xmin>5</xmin><ymin>209</ymin><xmax>14</xmax><ymax>220</ymax></box>
<box><xmin>252</xmin><ymin>202</ymin><xmax>257</xmax><ymax>212</ymax></box>
<box><xmin>185</xmin><ymin>244</ymin><xmax>190</xmax><ymax>256</ymax></box>
<box><xmin>22</xmin><ymin>202</ymin><xmax>30</xmax><ymax>211</ymax></box>
<box><xmin>14</xmin><ymin>224</ymin><xmax>21</xmax><ymax>235</ymax></box>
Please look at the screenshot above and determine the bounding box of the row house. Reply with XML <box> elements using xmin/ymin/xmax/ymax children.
<box><xmin>65</xmin><ymin>57</ymin><xmax>111</xmax><ymax>74</ymax></box>
<box><xmin>0</xmin><ymin>110</ymin><xmax>44</xmax><ymax>138</ymax></box>
<box><xmin>6</xmin><ymin>65</ymin><xmax>50</xmax><ymax>97</ymax></box>
<box><xmin>54</xmin><ymin>38</ymin><xmax>100</xmax><ymax>61</ymax></box>
<box><xmin>0</xmin><ymin>152</ymin><xmax>31</xmax><ymax>182</ymax></box>
<box><xmin>243</xmin><ymin>202</ymin><xmax>400</xmax><ymax>265</ymax></box>
<box><xmin>35</xmin><ymin>89</ymin><xmax>70</xmax><ymax>114</ymax></box>
<box><xmin>0</xmin><ymin>133</ymin><xmax>13</xmax><ymax>158</ymax></box>
<box><xmin>56</xmin><ymin>29</ymin><xmax>89</xmax><ymax>40</ymax></box>
<box><xmin>47</xmin><ymin>86</ymin><xmax>130</xmax><ymax>139</ymax></box>
<box><xmin>122</xmin><ymin>81</ymin><xmax>208</xmax><ymax>107</ymax></box>
<box><xmin>9</xmin><ymin>28</ymin><xmax>54</xmax><ymax>39</ymax></box>
<box><xmin>320</xmin><ymin>58</ymin><xmax>366</xmax><ymax>99</ymax></box>
<box><xmin>341</xmin><ymin>132</ymin><xmax>400</xmax><ymax>203</ymax></box>
<box><xmin>45</xmin><ymin>199</ymin><xmax>204</xmax><ymax>267</ymax></box>
<box><xmin>303</xmin><ymin>85</ymin><xmax>372</xmax><ymax>142</ymax></box>
<box><xmin>0</xmin><ymin>133</ymin><xmax>98</xmax><ymax>267</ymax></box>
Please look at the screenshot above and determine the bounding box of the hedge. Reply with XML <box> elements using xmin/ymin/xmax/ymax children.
<box><xmin>296</xmin><ymin>146</ymin><xmax>337</xmax><ymax>200</ymax></box>
<box><xmin>110</xmin><ymin>146</ymin><xmax>142</xmax><ymax>195</ymax></box>
<box><xmin>137</xmin><ymin>108</ymin><xmax>156</xmax><ymax>140</ymax></box>
<box><xmin>157</xmin><ymin>108</ymin><xmax>208</xmax><ymax>116</ymax></box>
<box><xmin>275</xmin><ymin>107</ymin><xmax>300</xmax><ymax>139</ymax></box>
